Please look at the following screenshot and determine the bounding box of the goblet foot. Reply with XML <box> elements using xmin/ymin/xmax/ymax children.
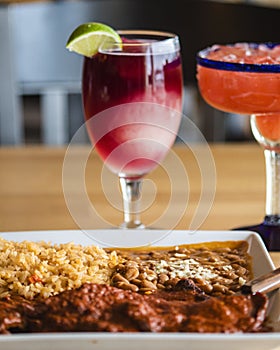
<box><xmin>119</xmin><ymin>222</ymin><xmax>145</xmax><ymax>229</ymax></box>
<box><xmin>233</xmin><ymin>215</ymin><xmax>280</xmax><ymax>251</ymax></box>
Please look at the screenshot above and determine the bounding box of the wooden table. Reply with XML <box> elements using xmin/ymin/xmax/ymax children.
<box><xmin>0</xmin><ymin>143</ymin><xmax>279</xmax><ymax>266</ymax></box>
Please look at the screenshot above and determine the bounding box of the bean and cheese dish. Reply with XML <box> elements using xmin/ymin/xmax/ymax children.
<box><xmin>109</xmin><ymin>241</ymin><xmax>252</xmax><ymax>296</ymax></box>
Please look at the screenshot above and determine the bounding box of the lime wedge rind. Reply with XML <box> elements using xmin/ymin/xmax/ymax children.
<box><xmin>66</xmin><ymin>22</ymin><xmax>122</xmax><ymax>58</ymax></box>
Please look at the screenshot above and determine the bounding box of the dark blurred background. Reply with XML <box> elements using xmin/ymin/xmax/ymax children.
<box><xmin>0</xmin><ymin>0</ymin><xmax>279</xmax><ymax>145</ymax></box>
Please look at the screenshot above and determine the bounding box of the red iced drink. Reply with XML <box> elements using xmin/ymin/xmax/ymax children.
<box><xmin>82</xmin><ymin>36</ymin><xmax>183</xmax><ymax>177</ymax></box>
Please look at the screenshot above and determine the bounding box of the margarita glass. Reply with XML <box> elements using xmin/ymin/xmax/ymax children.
<box><xmin>197</xmin><ymin>43</ymin><xmax>280</xmax><ymax>251</ymax></box>
<box><xmin>82</xmin><ymin>30</ymin><xmax>183</xmax><ymax>228</ymax></box>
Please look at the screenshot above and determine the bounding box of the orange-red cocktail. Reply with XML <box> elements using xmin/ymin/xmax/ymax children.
<box><xmin>197</xmin><ymin>43</ymin><xmax>280</xmax><ymax>250</ymax></box>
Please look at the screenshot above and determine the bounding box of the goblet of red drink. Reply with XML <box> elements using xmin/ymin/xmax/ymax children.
<box><xmin>196</xmin><ymin>43</ymin><xmax>280</xmax><ymax>250</ymax></box>
<box><xmin>82</xmin><ymin>30</ymin><xmax>183</xmax><ymax>229</ymax></box>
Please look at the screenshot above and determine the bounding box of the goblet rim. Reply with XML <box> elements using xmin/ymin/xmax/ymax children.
<box><xmin>98</xmin><ymin>29</ymin><xmax>180</xmax><ymax>55</ymax></box>
<box><xmin>117</xmin><ymin>29</ymin><xmax>179</xmax><ymax>40</ymax></box>
<box><xmin>197</xmin><ymin>42</ymin><xmax>280</xmax><ymax>73</ymax></box>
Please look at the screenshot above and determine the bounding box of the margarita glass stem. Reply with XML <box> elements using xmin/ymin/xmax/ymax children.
<box><xmin>240</xmin><ymin>114</ymin><xmax>280</xmax><ymax>250</ymax></box>
<box><xmin>234</xmin><ymin>115</ymin><xmax>280</xmax><ymax>250</ymax></box>
<box><xmin>119</xmin><ymin>177</ymin><xmax>145</xmax><ymax>229</ymax></box>
<box><xmin>250</xmin><ymin>114</ymin><xmax>280</xmax><ymax>224</ymax></box>
<box><xmin>263</xmin><ymin>149</ymin><xmax>280</xmax><ymax>224</ymax></box>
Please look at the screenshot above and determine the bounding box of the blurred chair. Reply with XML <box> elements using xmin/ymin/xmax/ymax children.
<box><xmin>1</xmin><ymin>0</ymin><xmax>279</xmax><ymax>144</ymax></box>
<box><xmin>9</xmin><ymin>1</ymin><xmax>86</xmax><ymax>144</ymax></box>
<box><xmin>0</xmin><ymin>1</ymin><xmax>120</xmax><ymax>144</ymax></box>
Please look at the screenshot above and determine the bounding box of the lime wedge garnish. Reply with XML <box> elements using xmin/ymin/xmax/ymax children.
<box><xmin>66</xmin><ymin>22</ymin><xmax>122</xmax><ymax>57</ymax></box>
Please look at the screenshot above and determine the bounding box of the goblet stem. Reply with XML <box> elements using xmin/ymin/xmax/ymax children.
<box><xmin>119</xmin><ymin>177</ymin><xmax>145</xmax><ymax>229</ymax></box>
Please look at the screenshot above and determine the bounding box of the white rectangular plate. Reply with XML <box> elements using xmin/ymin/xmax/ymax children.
<box><xmin>0</xmin><ymin>229</ymin><xmax>279</xmax><ymax>350</ymax></box>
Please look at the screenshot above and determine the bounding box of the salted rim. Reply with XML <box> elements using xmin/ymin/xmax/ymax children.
<box><xmin>197</xmin><ymin>43</ymin><xmax>280</xmax><ymax>73</ymax></box>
